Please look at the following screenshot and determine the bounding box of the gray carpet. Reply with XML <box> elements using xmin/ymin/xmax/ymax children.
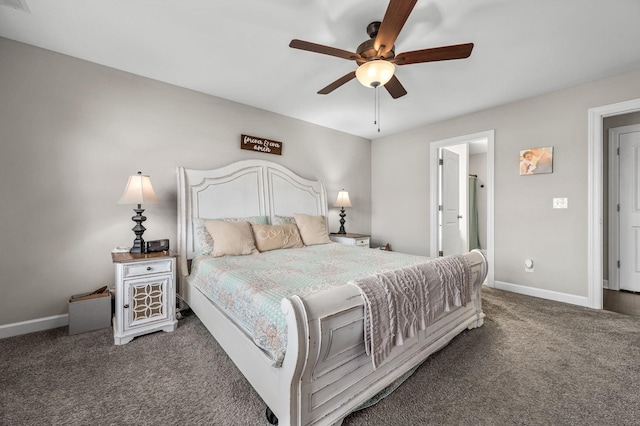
<box><xmin>2</xmin><ymin>287</ymin><xmax>640</xmax><ymax>425</ymax></box>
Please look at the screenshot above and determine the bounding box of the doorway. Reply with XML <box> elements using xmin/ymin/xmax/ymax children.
<box><xmin>608</xmin><ymin>124</ymin><xmax>640</xmax><ymax>293</ymax></box>
<box><xmin>430</xmin><ymin>130</ymin><xmax>495</xmax><ymax>287</ymax></box>
<box><xmin>587</xmin><ymin>98</ymin><xmax>640</xmax><ymax>309</ymax></box>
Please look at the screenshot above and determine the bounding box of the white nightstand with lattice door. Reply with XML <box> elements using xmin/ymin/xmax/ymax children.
<box><xmin>111</xmin><ymin>251</ymin><xmax>177</xmax><ymax>345</ymax></box>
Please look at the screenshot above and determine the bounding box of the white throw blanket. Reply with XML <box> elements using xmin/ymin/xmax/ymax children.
<box><xmin>350</xmin><ymin>254</ymin><xmax>472</xmax><ymax>370</ymax></box>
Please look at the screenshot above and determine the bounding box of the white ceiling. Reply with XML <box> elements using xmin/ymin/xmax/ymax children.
<box><xmin>1</xmin><ymin>0</ymin><xmax>640</xmax><ymax>140</ymax></box>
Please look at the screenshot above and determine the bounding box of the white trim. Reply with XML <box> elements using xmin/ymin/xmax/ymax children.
<box><xmin>588</xmin><ymin>98</ymin><xmax>640</xmax><ymax>309</ymax></box>
<box><xmin>494</xmin><ymin>281</ymin><xmax>590</xmax><ymax>308</ymax></box>
<box><xmin>0</xmin><ymin>314</ymin><xmax>68</xmax><ymax>339</ymax></box>
<box><xmin>430</xmin><ymin>130</ymin><xmax>495</xmax><ymax>287</ymax></box>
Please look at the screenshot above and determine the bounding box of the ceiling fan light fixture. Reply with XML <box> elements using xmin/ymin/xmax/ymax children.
<box><xmin>355</xmin><ymin>60</ymin><xmax>395</xmax><ymax>88</ymax></box>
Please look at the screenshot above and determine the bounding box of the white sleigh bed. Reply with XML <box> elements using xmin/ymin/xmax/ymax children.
<box><xmin>177</xmin><ymin>159</ymin><xmax>487</xmax><ymax>426</ymax></box>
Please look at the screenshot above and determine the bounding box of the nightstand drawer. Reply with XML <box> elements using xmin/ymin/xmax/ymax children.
<box><xmin>123</xmin><ymin>260</ymin><xmax>173</xmax><ymax>278</ymax></box>
<box><xmin>329</xmin><ymin>233</ymin><xmax>370</xmax><ymax>248</ymax></box>
<box><xmin>354</xmin><ymin>238</ymin><xmax>370</xmax><ymax>247</ymax></box>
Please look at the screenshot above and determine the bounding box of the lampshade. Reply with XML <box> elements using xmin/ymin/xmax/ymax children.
<box><xmin>117</xmin><ymin>172</ymin><xmax>159</xmax><ymax>205</ymax></box>
<box><xmin>355</xmin><ymin>60</ymin><xmax>395</xmax><ymax>88</ymax></box>
<box><xmin>335</xmin><ymin>190</ymin><xmax>352</xmax><ymax>208</ymax></box>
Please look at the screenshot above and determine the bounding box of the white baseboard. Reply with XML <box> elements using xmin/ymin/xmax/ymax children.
<box><xmin>603</xmin><ymin>279</ymin><xmax>609</xmax><ymax>290</ymax></box>
<box><xmin>494</xmin><ymin>281</ymin><xmax>590</xmax><ymax>308</ymax></box>
<box><xmin>0</xmin><ymin>314</ymin><xmax>68</xmax><ymax>339</ymax></box>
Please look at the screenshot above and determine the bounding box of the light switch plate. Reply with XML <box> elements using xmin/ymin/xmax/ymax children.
<box><xmin>553</xmin><ymin>198</ymin><xmax>568</xmax><ymax>209</ymax></box>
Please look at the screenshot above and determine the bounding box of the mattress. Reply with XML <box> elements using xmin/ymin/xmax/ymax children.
<box><xmin>187</xmin><ymin>243</ymin><xmax>428</xmax><ymax>366</ymax></box>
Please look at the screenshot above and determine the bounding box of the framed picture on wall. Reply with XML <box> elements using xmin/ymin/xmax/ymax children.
<box><xmin>519</xmin><ymin>146</ymin><xmax>553</xmax><ymax>175</ymax></box>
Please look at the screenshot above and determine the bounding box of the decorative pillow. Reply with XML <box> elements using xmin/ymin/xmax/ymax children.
<box><xmin>194</xmin><ymin>216</ymin><xmax>268</xmax><ymax>255</ymax></box>
<box><xmin>251</xmin><ymin>224</ymin><xmax>304</xmax><ymax>252</ymax></box>
<box><xmin>272</xmin><ymin>215</ymin><xmax>297</xmax><ymax>225</ymax></box>
<box><xmin>293</xmin><ymin>214</ymin><xmax>332</xmax><ymax>246</ymax></box>
<box><xmin>203</xmin><ymin>220</ymin><xmax>259</xmax><ymax>257</ymax></box>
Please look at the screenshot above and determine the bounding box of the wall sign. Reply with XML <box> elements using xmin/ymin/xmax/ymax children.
<box><xmin>240</xmin><ymin>134</ymin><xmax>283</xmax><ymax>155</ymax></box>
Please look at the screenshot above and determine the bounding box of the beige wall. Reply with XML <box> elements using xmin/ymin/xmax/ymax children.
<box><xmin>372</xmin><ymin>68</ymin><xmax>640</xmax><ymax>299</ymax></box>
<box><xmin>0</xmin><ymin>38</ymin><xmax>371</xmax><ymax>326</ymax></box>
<box><xmin>4</xmin><ymin>33</ymin><xmax>640</xmax><ymax>327</ymax></box>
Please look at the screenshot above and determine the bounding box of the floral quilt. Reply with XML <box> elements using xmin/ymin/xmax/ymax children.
<box><xmin>187</xmin><ymin>243</ymin><xmax>427</xmax><ymax>367</ymax></box>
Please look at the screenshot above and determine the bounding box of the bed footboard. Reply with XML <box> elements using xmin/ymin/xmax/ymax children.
<box><xmin>276</xmin><ymin>250</ymin><xmax>487</xmax><ymax>426</ymax></box>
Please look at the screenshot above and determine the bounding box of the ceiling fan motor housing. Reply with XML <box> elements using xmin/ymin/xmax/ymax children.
<box><xmin>357</xmin><ymin>21</ymin><xmax>395</xmax><ymax>64</ymax></box>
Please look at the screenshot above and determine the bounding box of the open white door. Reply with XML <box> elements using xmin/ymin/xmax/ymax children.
<box><xmin>619</xmin><ymin>126</ymin><xmax>640</xmax><ymax>291</ymax></box>
<box><xmin>439</xmin><ymin>148</ymin><xmax>461</xmax><ymax>256</ymax></box>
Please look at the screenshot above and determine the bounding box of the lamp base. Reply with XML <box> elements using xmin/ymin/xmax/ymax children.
<box><xmin>338</xmin><ymin>208</ymin><xmax>347</xmax><ymax>234</ymax></box>
<box><xmin>129</xmin><ymin>238</ymin><xmax>146</xmax><ymax>254</ymax></box>
<box><xmin>129</xmin><ymin>205</ymin><xmax>147</xmax><ymax>254</ymax></box>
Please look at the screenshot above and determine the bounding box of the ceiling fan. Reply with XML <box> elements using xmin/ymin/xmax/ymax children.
<box><xmin>289</xmin><ymin>0</ymin><xmax>474</xmax><ymax>99</ymax></box>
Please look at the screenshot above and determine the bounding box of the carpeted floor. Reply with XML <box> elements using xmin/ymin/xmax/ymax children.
<box><xmin>2</xmin><ymin>287</ymin><xmax>640</xmax><ymax>425</ymax></box>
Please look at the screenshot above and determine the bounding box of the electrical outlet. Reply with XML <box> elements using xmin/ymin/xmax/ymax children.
<box><xmin>553</xmin><ymin>198</ymin><xmax>568</xmax><ymax>209</ymax></box>
<box><xmin>525</xmin><ymin>259</ymin><xmax>534</xmax><ymax>273</ymax></box>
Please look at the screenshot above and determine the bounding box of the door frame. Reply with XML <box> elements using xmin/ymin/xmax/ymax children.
<box><xmin>588</xmin><ymin>98</ymin><xmax>640</xmax><ymax>308</ymax></box>
<box><xmin>430</xmin><ymin>129</ymin><xmax>495</xmax><ymax>287</ymax></box>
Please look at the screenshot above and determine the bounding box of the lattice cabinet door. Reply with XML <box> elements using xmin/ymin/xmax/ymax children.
<box><xmin>112</xmin><ymin>252</ymin><xmax>178</xmax><ymax>345</ymax></box>
<box><xmin>124</xmin><ymin>276</ymin><xmax>171</xmax><ymax>329</ymax></box>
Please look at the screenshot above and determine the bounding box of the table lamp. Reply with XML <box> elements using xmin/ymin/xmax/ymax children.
<box><xmin>335</xmin><ymin>190</ymin><xmax>352</xmax><ymax>234</ymax></box>
<box><xmin>117</xmin><ymin>171</ymin><xmax>159</xmax><ymax>254</ymax></box>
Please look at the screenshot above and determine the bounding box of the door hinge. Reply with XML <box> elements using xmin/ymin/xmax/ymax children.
<box><xmin>618</xmin><ymin>260</ymin><xmax>621</xmax><ymax>268</ymax></box>
<box><xmin>439</xmin><ymin>251</ymin><xmax>444</xmax><ymax>257</ymax></box>
<box><xmin>617</xmin><ymin>204</ymin><xmax>620</xmax><ymax>212</ymax></box>
<box><xmin>617</xmin><ymin>147</ymin><xmax>620</xmax><ymax>155</ymax></box>
<box><xmin>438</xmin><ymin>205</ymin><xmax>443</xmax><ymax>211</ymax></box>
<box><xmin>438</xmin><ymin>158</ymin><xmax>444</xmax><ymax>166</ymax></box>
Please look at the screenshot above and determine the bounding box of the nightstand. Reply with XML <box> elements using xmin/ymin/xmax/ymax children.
<box><xmin>329</xmin><ymin>233</ymin><xmax>370</xmax><ymax>248</ymax></box>
<box><xmin>111</xmin><ymin>251</ymin><xmax>178</xmax><ymax>345</ymax></box>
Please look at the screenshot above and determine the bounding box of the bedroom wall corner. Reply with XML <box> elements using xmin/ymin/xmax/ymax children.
<box><xmin>0</xmin><ymin>37</ymin><xmax>371</xmax><ymax>328</ymax></box>
<box><xmin>371</xmin><ymin>67</ymin><xmax>640</xmax><ymax>303</ymax></box>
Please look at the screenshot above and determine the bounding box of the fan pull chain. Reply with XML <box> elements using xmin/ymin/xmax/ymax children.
<box><xmin>377</xmin><ymin>86</ymin><xmax>381</xmax><ymax>133</ymax></box>
<box><xmin>373</xmin><ymin>85</ymin><xmax>381</xmax><ymax>133</ymax></box>
<box><xmin>373</xmin><ymin>85</ymin><xmax>377</xmax><ymax>127</ymax></box>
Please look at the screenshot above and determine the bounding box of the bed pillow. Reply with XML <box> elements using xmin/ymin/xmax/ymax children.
<box><xmin>251</xmin><ymin>224</ymin><xmax>304</xmax><ymax>252</ymax></box>
<box><xmin>194</xmin><ymin>216</ymin><xmax>268</xmax><ymax>255</ymax></box>
<box><xmin>272</xmin><ymin>215</ymin><xmax>296</xmax><ymax>225</ymax></box>
<box><xmin>293</xmin><ymin>214</ymin><xmax>332</xmax><ymax>246</ymax></box>
<box><xmin>204</xmin><ymin>220</ymin><xmax>259</xmax><ymax>257</ymax></box>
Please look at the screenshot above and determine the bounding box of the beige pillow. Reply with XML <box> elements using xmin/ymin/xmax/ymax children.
<box><xmin>251</xmin><ymin>224</ymin><xmax>304</xmax><ymax>252</ymax></box>
<box><xmin>204</xmin><ymin>220</ymin><xmax>259</xmax><ymax>257</ymax></box>
<box><xmin>293</xmin><ymin>214</ymin><xmax>332</xmax><ymax>246</ymax></box>
<box><xmin>194</xmin><ymin>216</ymin><xmax>269</xmax><ymax>256</ymax></box>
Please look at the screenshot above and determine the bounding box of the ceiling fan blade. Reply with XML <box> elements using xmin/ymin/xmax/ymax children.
<box><xmin>318</xmin><ymin>71</ymin><xmax>357</xmax><ymax>95</ymax></box>
<box><xmin>384</xmin><ymin>75</ymin><xmax>407</xmax><ymax>99</ymax></box>
<box><xmin>374</xmin><ymin>0</ymin><xmax>418</xmax><ymax>55</ymax></box>
<box><xmin>290</xmin><ymin>39</ymin><xmax>359</xmax><ymax>61</ymax></box>
<box><xmin>394</xmin><ymin>43</ymin><xmax>474</xmax><ymax>66</ymax></box>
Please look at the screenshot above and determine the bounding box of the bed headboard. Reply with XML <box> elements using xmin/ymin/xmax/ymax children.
<box><xmin>177</xmin><ymin>159</ymin><xmax>327</xmax><ymax>277</ymax></box>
